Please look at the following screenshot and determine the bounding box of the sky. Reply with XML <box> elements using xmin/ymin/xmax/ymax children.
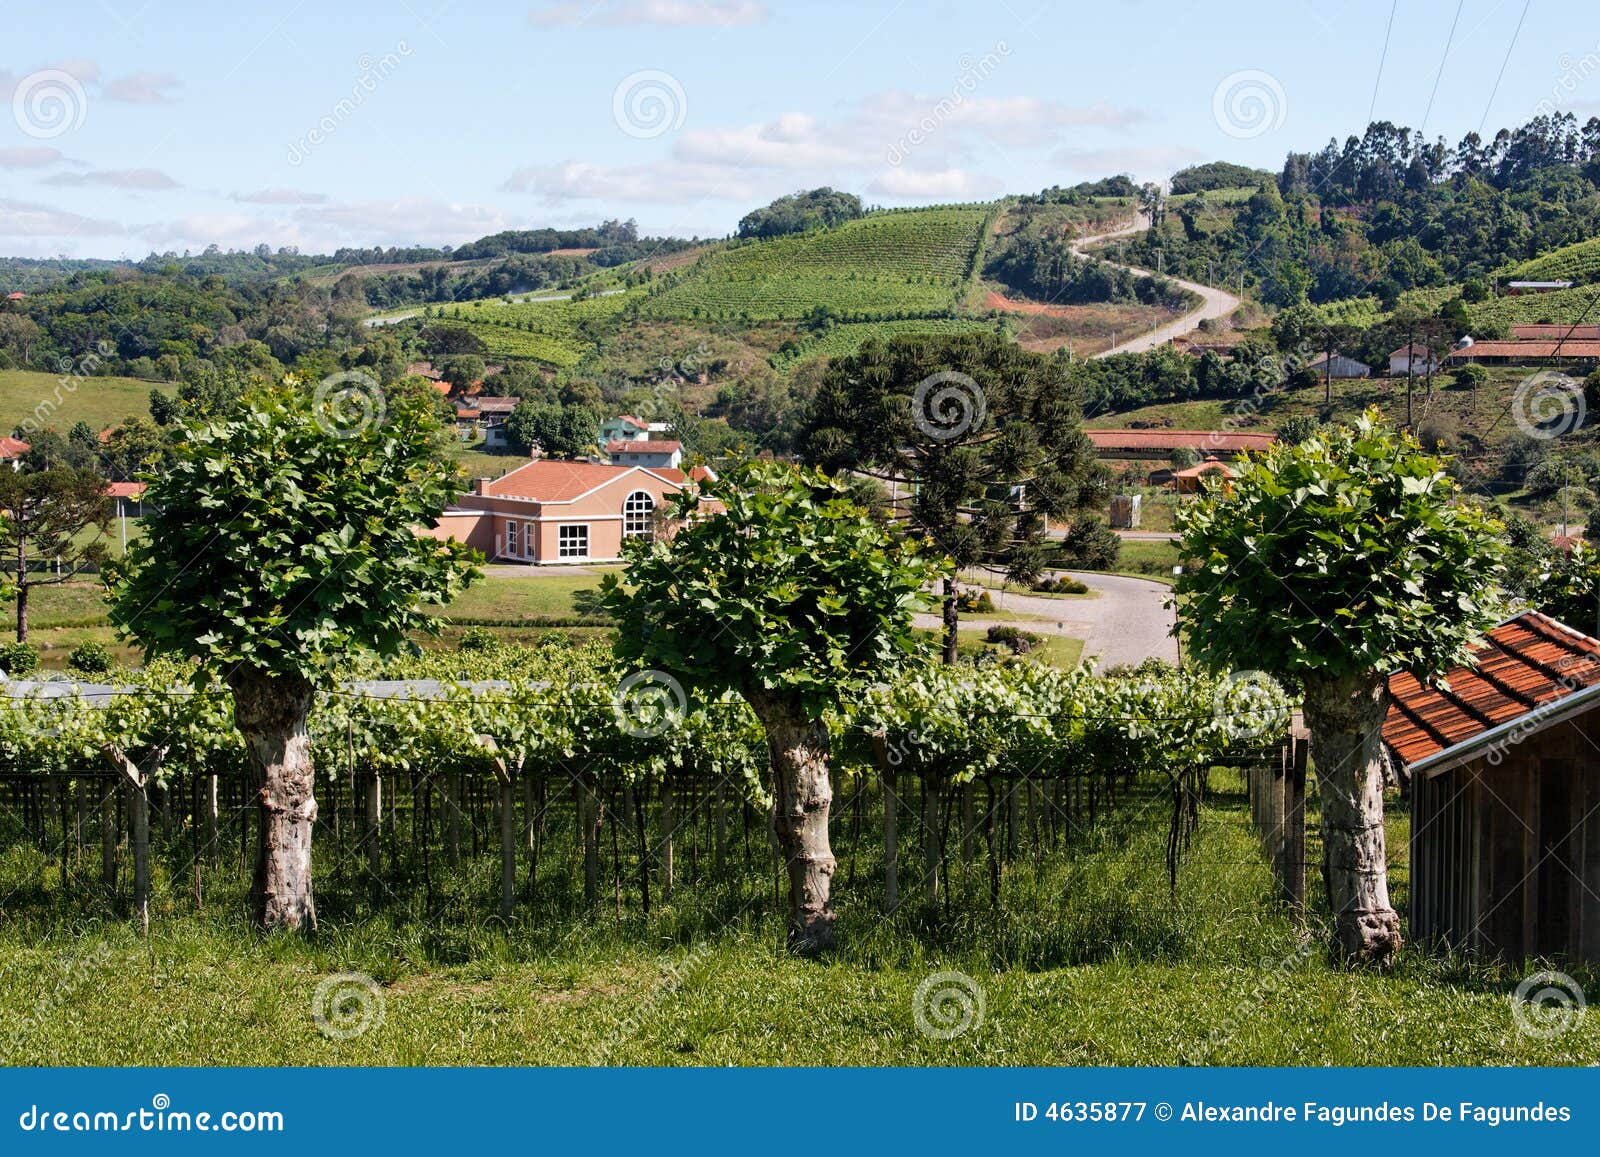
<box><xmin>2</xmin><ymin>0</ymin><xmax>1599</xmax><ymax>259</ymax></box>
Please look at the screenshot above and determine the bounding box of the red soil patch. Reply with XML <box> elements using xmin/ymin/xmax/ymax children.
<box><xmin>985</xmin><ymin>290</ymin><xmax>1081</xmax><ymax>318</ymax></box>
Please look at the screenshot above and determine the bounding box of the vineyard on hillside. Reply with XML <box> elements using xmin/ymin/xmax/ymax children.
<box><xmin>430</xmin><ymin>291</ymin><xmax>641</xmax><ymax>367</ymax></box>
<box><xmin>770</xmin><ymin>317</ymin><xmax>998</xmax><ymax>372</ymax></box>
<box><xmin>637</xmin><ymin>207</ymin><xmax>991</xmax><ymax>323</ymax></box>
<box><xmin>1498</xmin><ymin>236</ymin><xmax>1600</xmax><ymax>286</ymax></box>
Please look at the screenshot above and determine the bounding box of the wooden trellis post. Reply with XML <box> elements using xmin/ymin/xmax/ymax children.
<box><xmin>100</xmin><ymin>742</ymin><xmax>165</xmax><ymax>938</ymax></box>
<box><xmin>478</xmin><ymin>736</ymin><xmax>517</xmax><ymax>920</ymax></box>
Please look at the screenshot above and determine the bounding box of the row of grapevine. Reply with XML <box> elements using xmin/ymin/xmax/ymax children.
<box><xmin>769</xmin><ymin>318</ymin><xmax>996</xmax><ymax>372</ymax></box>
<box><xmin>0</xmin><ymin>641</ymin><xmax>1290</xmax><ymax>929</ymax></box>
<box><xmin>1497</xmin><ymin>236</ymin><xmax>1600</xmax><ymax>285</ymax></box>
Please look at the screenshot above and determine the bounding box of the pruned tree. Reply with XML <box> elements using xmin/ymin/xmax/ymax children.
<box><xmin>0</xmin><ymin>467</ymin><xmax>112</xmax><ymax>641</ymax></box>
<box><xmin>108</xmin><ymin>376</ymin><xmax>480</xmax><ymax>931</ymax></box>
<box><xmin>803</xmin><ymin>332</ymin><xmax>1107</xmax><ymax>663</ymax></box>
<box><xmin>1175</xmin><ymin>411</ymin><xmax>1503</xmax><ymax>967</ymax></box>
<box><xmin>601</xmin><ymin>459</ymin><xmax>943</xmax><ymax>954</ymax></box>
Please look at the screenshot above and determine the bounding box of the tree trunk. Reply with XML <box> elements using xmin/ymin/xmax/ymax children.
<box><xmin>15</xmin><ymin>581</ymin><xmax>27</xmax><ymax>643</ymax></box>
<box><xmin>228</xmin><ymin>668</ymin><xmax>317</xmax><ymax>932</ymax></box>
<box><xmin>941</xmin><ymin>575</ymin><xmax>959</xmax><ymax>665</ymax></box>
<box><xmin>1302</xmin><ymin>672</ymin><xmax>1401</xmax><ymax>967</ymax></box>
<box><xmin>749</xmin><ymin>689</ymin><xmax>836</xmax><ymax>955</ymax></box>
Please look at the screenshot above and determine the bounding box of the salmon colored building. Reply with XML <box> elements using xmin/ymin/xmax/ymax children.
<box><xmin>420</xmin><ymin>458</ymin><xmax>713</xmax><ymax>564</ymax></box>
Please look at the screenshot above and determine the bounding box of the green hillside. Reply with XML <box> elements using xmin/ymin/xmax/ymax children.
<box><xmin>770</xmin><ymin>317</ymin><xmax>997</xmax><ymax>371</ymax></box>
<box><xmin>637</xmin><ymin>206</ymin><xmax>991</xmax><ymax>322</ymax></box>
<box><xmin>1498</xmin><ymin>235</ymin><xmax>1600</xmax><ymax>285</ymax></box>
<box><xmin>428</xmin><ymin>291</ymin><xmax>642</xmax><ymax>367</ymax></box>
<box><xmin>0</xmin><ymin>369</ymin><xmax>169</xmax><ymax>435</ymax></box>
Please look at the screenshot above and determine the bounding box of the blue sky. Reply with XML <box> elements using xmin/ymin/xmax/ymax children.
<box><xmin>3</xmin><ymin>0</ymin><xmax>1598</xmax><ymax>258</ymax></box>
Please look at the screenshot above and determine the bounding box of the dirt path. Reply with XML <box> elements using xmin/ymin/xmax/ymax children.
<box><xmin>915</xmin><ymin>570</ymin><xmax>1178</xmax><ymax>669</ymax></box>
<box><xmin>1069</xmin><ymin>216</ymin><xmax>1243</xmax><ymax>357</ymax></box>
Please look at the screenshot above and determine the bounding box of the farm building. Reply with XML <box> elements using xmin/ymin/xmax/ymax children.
<box><xmin>1085</xmin><ymin>429</ymin><xmax>1276</xmax><ymax>460</ymax></box>
<box><xmin>1445</xmin><ymin>339</ymin><xmax>1600</xmax><ymax>366</ymax></box>
<box><xmin>600</xmin><ymin>414</ymin><xmax>670</xmax><ymax>443</ymax></box>
<box><xmin>455</xmin><ymin>396</ymin><xmax>519</xmax><ymax>448</ymax></box>
<box><xmin>1512</xmin><ymin>324</ymin><xmax>1600</xmax><ymax>341</ymax></box>
<box><xmin>0</xmin><ymin>436</ymin><xmax>27</xmax><ymax>469</ymax></box>
<box><xmin>417</xmin><ymin>458</ymin><xmax>713</xmax><ymax>564</ymax></box>
<box><xmin>1384</xmin><ymin>611</ymin><xmax>1600</xmax><ymax>962</ymax></box>
<box><xmin>1388</xmin><ymin>344</ymin><xmax>1438</xmax><ymax>376</ymax></box>
<box><xmin>1305</xmin><ymin>352</ymin><xmax>1371</xmax><ymax>379</ymax></box>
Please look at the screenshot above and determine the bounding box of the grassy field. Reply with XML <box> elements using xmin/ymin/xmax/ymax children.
<box><xmin>0</xmin><ymin>369</ymin><xmax>169</xmax><ymax>434</ymax></box>
<box><xmin>1</xmin><ymin>770</ymin><xmax>1591</xmax><ymax>1065</ymax></box>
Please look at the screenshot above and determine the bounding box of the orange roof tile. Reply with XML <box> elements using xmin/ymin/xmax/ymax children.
<box><xmin>1384</xmin><ymin>611</ymin><xmax>1600</xmax><ymax>771</ymax></box>
<box><xmin>1086</xmin><ymin>429</ymin><xmax>1276</xmax><ymax>454</ymax></box>
<box><xmin>0</xmin><ymin>437</ymin><xmax>29</xmax><ymax>458</ymax></box>
<box><xmin>1447</xmin><ymin>340</ymin><xmax>1600</xmax><ymax>359</ymax></box>
<box><xmin>105</xmin><ymin>482</ymin><xmax>146</xmax><ymax>499</ymax></box>
<box><xmin>486</xmin><ymin>460</ymin><xmax>649</xmax><ymax>502</ymax></box>
<box><xmin>607</xmin><ymin>439</ymin><xmax>682</xmax><ymax>454</ymax></box>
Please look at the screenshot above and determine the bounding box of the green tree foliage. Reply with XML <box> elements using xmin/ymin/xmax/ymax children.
<box><xmin>507</xmin><ymin>401</ymin><xmax>601</xmax><ymax>458</ymax></box>
<box><xmin>737</xmin><ymin>187</ymin><xmax>864</xmax><ymax>239</ymax></box>
<box><xmin>805</xmin><ymin>332</ymin><xmax>1107</xmax><ymax>659</ymax></box>
<box><xmin>602</xmin><ymin>459</ymin><xmax>943</xmax><ymax>952</ymax></box>
<box><xmin>1176</xmin><ymin>412</ymin><xmax>1503</xmax><ymax>966</ymax></box>
<box><xmin>0</xmin><ymin>468</ymin><xmax>111</xmax><ymax>641</ymax></box>
<box><xmin>108</xmin><ymin>376</ymin><xmax>481</xmax><ymax>931</ymax></box>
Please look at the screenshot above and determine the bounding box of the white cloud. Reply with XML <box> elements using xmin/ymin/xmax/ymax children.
<box><xmin>0</xmin><ymin>197</ymin><xmax>124</xmax><ymax>239</ymax></box>
<box><xmin>295</xmin><ymin>198</ymin><xmax>510</xmax><ymax>245</ymax></box>
<box><xmin>1052</xmin><ymin>143</ymin><xmax>1208</xmax><ymax>179</ymax></box>
<box><xmin>531</xmin><ymin>0</ymin><xmax>767</xmax><ymax>27</ymax></box>
<box><xmin>101</xmin><ymin>72</ymin><xmax>182</xmax><ymax>103</ymax></box>
<box><xmin>0</xmin><ymin>147</ymin><xmax>69</xmax><ymax>169</ymax></box>
<box><xmin>231</xmin><ymin>188</ymin><xmax>328</xmax><ymax>206</ymax></box>
<box><xmin>45</xmin><ymin>168</ymin><xmax>182</xmax><ymax>190</ymax></box>
<box><xmin>503</xmin><ymin>160</ymin><xmax>755</xmax><ymax>204</ymax></box>
<box><xmin>868</xmin><ymin>167</ymin><xmax>1001</xmax><ymax>199</ymax></box>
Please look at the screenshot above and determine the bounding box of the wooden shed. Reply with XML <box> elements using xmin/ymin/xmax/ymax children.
<box><xmin>1384</xmin><ymin>611</ymin><xmax>1600</xmax><ymax>962</ymax></box>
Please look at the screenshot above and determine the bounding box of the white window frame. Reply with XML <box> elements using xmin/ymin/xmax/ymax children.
<box><xmin>623</xmin><ymin>490</ymin><xmax>655</xmax><ymax>540</ymax></box>
<box><xmin>558</xmin><ymin>523</ymin><xmax>590</xmax><ymax>559</ymax></box>
<box><xmin>505</xmin><ymin>520</ymin><xmax>520</xmax><ymax>558</ymax></box>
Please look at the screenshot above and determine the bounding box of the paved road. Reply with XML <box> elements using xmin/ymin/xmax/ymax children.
<box><xmin>915</xmin><ymin>570</ymin><xmax>1178</xmax><ymax>669</ymax></box>
<box><xmin>1069</xmin><ymin>216</ymin><xmax>1242</xmax><ymax>357</ymax></box>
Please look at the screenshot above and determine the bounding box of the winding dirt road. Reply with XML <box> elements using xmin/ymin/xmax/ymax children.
<box><xmin>1069</xmin><ymin>215</ymin><xmax>1241</xmax><ymax>357</ymax></box>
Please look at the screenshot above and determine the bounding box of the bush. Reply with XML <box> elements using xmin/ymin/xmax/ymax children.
<box><xmin>67</xmin><ymin>642</ymin><xmax>115</xmax><ymax>675</ymax></box>
<box><xmin>1452</xmin><ymin>364</ymin><xmax>1489</xmax><ymax>389</ymax></box>
<box><xmin>458</xmin><ymin>627</ymin><xmax>499</xmax><ymax>651</ymax></box>
<box><xmin>1057</xmin><ymin>521</ymin><xmax>1122</xmax><ymax>571</ymax></box>
<box><xmin>1031</xmin><ymin>576</ymin><xmax>1089</xmax><ymax>594</ymax></box>
<box><xmin>955</xmin><ymin>588</ymin><xmax>994</xmax><ymax>613</ymax></box>
<box><xmin>1277</xmin><ymin>415</ymin><xmax>1320</xmax><ymax>444</ymax></box>
<box><xmin>984</xmin><ymin>624</ymin><xmax>1042</xmax><ymax>654</ymax></box>
<box><xmin>0</xmin><ymin>642</ymin><xmax>40</xmax><ymax>676</ymax></box>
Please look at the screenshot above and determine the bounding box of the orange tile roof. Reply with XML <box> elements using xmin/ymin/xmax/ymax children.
<box><xmin>0</xmin><ymin>437</ymin><xmax>29</xmax><ymax>458</ymax></box>
<box><xmin>105</xmin><ymin>482</ymin><xmax>146</xmax><ymax>499</ymax></box>
<box><xmin>1384</xmin><ymin>611</ymin><xmax>1600</xmax><ymax>771</ymax></box>
<box><xmin>1447</xmin><ymin>340</ymin><xmax>1600</xmax><ymax>359</ymax></box>
<box><xmin>1512</xmin><ymin>324</ymin><xmax>1600</xmax><ymax>340</ymax></box>
<box><xmin>486</xmin><ymin>459</ymin><xmax>650</xmax><ymax>502</ymax></box>
<box><xmin>1086</xmin><ymin>429</ymin><xmax>1276</xmax><ymax>454</ymax></box>
<box><xmin>1172</xmin><ymin>458</ymin><xmax>1233</xmax><ymax>479</ymax></box>
<box><xmin>607</xmin><ymin>439</ymin><xmax>682</xmax><ymax>453</ymax></box>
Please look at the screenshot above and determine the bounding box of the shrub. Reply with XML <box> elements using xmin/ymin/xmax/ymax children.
<box><xmin>984</xmin><ymin>624</ymin><xmax>1041</xmax><ymax>654</ymax></box>
<box><xmin>0</xmin><ymin>642</ymin><xmax>40</xmax><ymax>676</ymax></box>
<box><xmin>1277</xmin><ymin>415</ymin><xmax>1321</xmax><ymax>444</ymax></box>
<box><xmin>67</xmin><ymin>642</ymin><xmax>115</xmax><ymax>675</ymax></box>
<box><xmin>1452</xmin><ymin>363</ymin><xmax>1489</xmax><ymax>389</ymax></box>
<box><xmin>458</xmin><ymin>627</ymin><xmax>499</xmax><ymax>651</ymax></box>
<box><xmin>1032</xmin><ymin>576</ymin><xmax>1089</xmax><ymax>594</ymax></box>
<box><xmin>955</xmin><ymin>588</ymin><xmax>994</xmax><ymax>613</ymax></box>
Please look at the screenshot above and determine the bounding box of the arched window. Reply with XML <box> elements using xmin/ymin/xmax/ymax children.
<box><xmin>623</xmin><ymin>490</ymin><xmax>655</xmax><ymax>540</ymax></box>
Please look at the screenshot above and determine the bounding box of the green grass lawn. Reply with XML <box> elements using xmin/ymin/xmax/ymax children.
<box><xmin>1106</xmin><ymin>537</ymin><xmax>1183</xmax><ymax>577</ymax></box>
<box><xmin>436</xmin><ymin>570</ymin><xmax>621</xmax><ymax>621</ymax></box>
<box><xmin>1</xmin><ymin>770</ymin><xmax>1590</xmax><ymax>1065</ymax></box>
<box><xmin>0</xmin><ymin>369</ymin><xmax>170</xmax><ymax>434</ymax></box>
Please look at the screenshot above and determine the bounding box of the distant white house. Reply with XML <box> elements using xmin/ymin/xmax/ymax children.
<box><xmin>599</xmin><ymin>414</ymin><xmax>669</xmax><ymax>444</ymax></box>
<box><xmin>1388</xmin><ymin>343</ymin><xmax>1439</xmax><ymax>376</ymax></box>
<box><xmin>1306</xmin><ymin>352</ymin><xmax>1371</xmax><ymax>379</ymax></box>
<box><xmin>607</xmin><ymin>439</ymin><xmax>683</xmax><ymax>469</ymax></box>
